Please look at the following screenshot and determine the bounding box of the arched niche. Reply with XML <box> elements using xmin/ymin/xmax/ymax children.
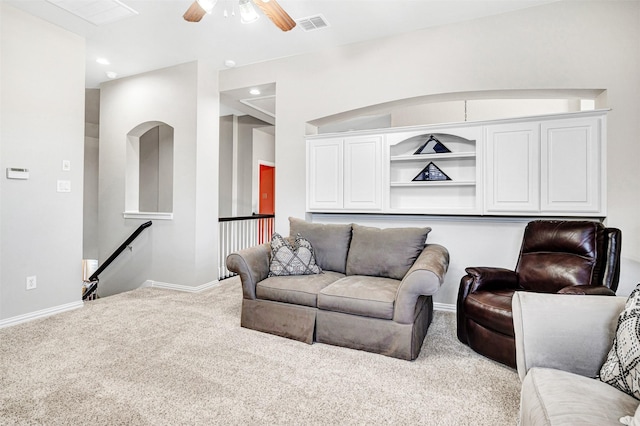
<box><xmin>125</xmin><ymin>121</ymin><xmax>174</xmax><ymax>219</ymax></box>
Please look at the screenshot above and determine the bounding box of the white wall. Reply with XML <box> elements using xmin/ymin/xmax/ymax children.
<box><xmin>98</xmin><ymin>61</ymin><xmax>219</xmax><ymax>295</ymax></box>
<box><xmin>219</xmin><ymin>115</ymin><xmax>234</xmax><ymax>217</ymax></box>
<box><xmin>84</xmin><ymin>89</ymin><xmax>100</xmax><ymax>260</ymax></box>
<box><xmin>219</xmin><ymin>1</ymin><xmax>640</xmax><ymax>303</ymax></box>
<box><xmin>0</xmin><ymin>4</ymin><xmax>85</xmax><ymax>320</ymax></box>
<box><xmin>251</xmin><ymin>127</ymin><xmax>275</xmax><ymax>214</ymax></box>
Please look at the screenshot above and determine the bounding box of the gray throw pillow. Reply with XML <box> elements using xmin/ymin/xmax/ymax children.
<box><xmin>289</xmin><ymin>217</ymin><xmax>352</xmax><ymax>273</ymax></box>
<box><xmin>346</xmin><ymin>224</ymin><xmax>431</xmax><ymax>280</ymax></box>
<box><xmin>599</xmin><ymin>284</ymin><xmax>640</xmax><ymax>399</ymax></box>
<box><xmin>268</xmin><ymin>233</ymin><xmax>322</xmax><ymax>277</ymax></box>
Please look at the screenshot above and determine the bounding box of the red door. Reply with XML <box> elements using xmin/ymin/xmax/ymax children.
<box><xmin>259</xmin><ymin>165</ymin><xmax>275</xmax><ymax>215</ymax></box>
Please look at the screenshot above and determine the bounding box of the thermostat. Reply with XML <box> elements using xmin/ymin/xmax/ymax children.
<box><xmin>6</xmin><ymin>168</ymin><xmax>29</xmax><ymax>180</ymax></box>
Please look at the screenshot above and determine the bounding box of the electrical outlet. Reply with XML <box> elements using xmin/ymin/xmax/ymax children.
<box><xmin>26</xmin><ymin>275</ymin><xmax>37</xmax><ymax>290</ymax></box>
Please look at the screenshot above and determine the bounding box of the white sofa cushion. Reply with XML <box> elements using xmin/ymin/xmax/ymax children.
<box><xmin>520</xmin><ymin>367</ymin><xmax>638</xmax><ymax>426</ymax></box>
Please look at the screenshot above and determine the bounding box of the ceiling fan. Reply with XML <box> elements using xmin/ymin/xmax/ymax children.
<box><xmin>183</xmin><ymin>0</ymin><xmax>296</xmax><ymax>32</ymax></box>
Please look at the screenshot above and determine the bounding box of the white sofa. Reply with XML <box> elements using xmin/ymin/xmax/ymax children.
<box><xmin>512</xmin><ymin>292</ymin><xmax>638</xmax><ymax>425</ymax></box>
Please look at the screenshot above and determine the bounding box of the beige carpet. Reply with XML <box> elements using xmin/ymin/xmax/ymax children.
<box><xmin>0</xmin><ymin>277</ymin><xmax>520</xmax><ymax>425</ymax></box>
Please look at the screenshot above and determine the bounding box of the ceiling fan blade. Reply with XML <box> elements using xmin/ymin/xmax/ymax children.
<box><xmin>183</xmin><ymin>1</ymin><xmax>207</xmax><ymax>22</ymax></box>
<box><xmin>252</xmin><ymin>0</ymin><xmax>296</xmax><ymax>32</ymax></box>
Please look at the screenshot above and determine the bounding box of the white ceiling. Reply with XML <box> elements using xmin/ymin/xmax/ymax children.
<box><xmin>6</xmin><ymin>0</ymin><xmax>557</xmax><ymax>90</ymax></box>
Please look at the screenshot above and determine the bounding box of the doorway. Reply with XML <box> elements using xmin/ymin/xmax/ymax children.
<box><xmin>259</xmin><ymin>164</ymin><xmax>275</xmax><ymax>215</ymax></box>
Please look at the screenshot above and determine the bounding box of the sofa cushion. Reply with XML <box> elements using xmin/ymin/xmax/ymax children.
<box><xmin>520</xmin><ymin>367</ymin><xmax>638</xmax><ymax>426</ymax></box>
<box><xmin>268</xmin><ymin>233</ymin><xmax>322</xmax><ymax>277</ymax></box>
<box><xmin>317</xmin><ymin>275</ymin><xmax>401</xmax><ymax>320</ymax></box>
<box><xmin>257</xmin><ymin>271</ymin><xmax>345</xmax><ymax>307</ymax></box>
<box><xmin>289</xmin><ymin>217</ymin><xmax>352</xmax><ymax>274</ymax></box>
<box><xmin>599</xmin><ymin>284</ymin><xmax>640</xmax><ymax>399</ymax></box>
<box><xmin>346</xmin><ymin>224</ymin><xmax>431</xmax><ymax>280</ymax></box>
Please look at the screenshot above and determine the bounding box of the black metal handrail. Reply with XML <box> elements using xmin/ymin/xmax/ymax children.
<box><xmin>83</xmin><ymin>221</ymin><xmax>153</xmax><ymax>300</ymax></box>
<box><xmin>219</xmin><ymin>214</ymin><xmax>275</xmax><ymax>222</ymax></box>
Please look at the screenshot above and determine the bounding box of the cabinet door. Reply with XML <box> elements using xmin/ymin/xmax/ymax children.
<box><xmin>307</xmin><ymin>138</ymin><xmax>343</xmax><ymax>210</ymax></box>
<box><xmin>484</xmin><ymin>123</ymin><xmax>540</xmax><ymax>212</ymax></box>
<box><xmin>541</xmin><ymin>117</ymin><xmax>601</xmax><ymax>213</ymax></box>
<box><xmin>343</xmin><ymin>136</ymin><xmax>382</xmax><ymax>210</ymax></box>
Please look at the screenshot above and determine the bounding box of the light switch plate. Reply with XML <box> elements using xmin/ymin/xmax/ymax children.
<box><xmin>62</xmin><ymin>160</ymin><xmax>71</xmax><ymax>171</ymax></box>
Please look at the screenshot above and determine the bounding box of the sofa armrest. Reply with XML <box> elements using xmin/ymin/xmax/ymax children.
<box><xmin>393</xmin><ymin>244</ymin><xmax>449</xmax><ymax>324</ymax></box>
<box><xmin>464</xmin><ymin>267</ymin><xmax>519</xmax><ymax>293</ymax></box>
<box><xmin>512</xmin><ymin>291</ymin><xmax>625</xmax><ymax>382</ymax></box>
<box><xmin>225</xmin><ymin>243</ymin><xmax>271</xmax><ymax>300</ymax></box>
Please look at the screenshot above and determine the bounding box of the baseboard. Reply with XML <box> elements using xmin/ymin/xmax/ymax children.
<box><xmin>0</xmin><ymin>301</ymin><xmax>83</xmax><ymax>329</ymax></box>
<box><xmin>143</xmin><ymin>280</ymin><xmax>219</xmax><ymax>293</ymax></box>
<box><xmin>434</xmin><ymin>302</ymin><xmax>456</xmax><ymax>313</ymax></box>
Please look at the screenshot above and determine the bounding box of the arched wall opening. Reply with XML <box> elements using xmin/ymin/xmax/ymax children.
<box><xmin>306</xmin><ymin>89</ymin><xmax>605</xmax><ymax>134</ymax></box>
<box><xmin>125</xmin><ymin>121</ymin><xmax>174</xmax><ymax>217</ymax></box>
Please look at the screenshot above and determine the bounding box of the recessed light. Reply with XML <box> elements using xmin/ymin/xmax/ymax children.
<box><xmin>96</xmin><ymin>57</ymin><xmax>110</xmax><ymax>65</ymax></box>
<box><xmin>249</xmin><ymin>88</ymin><xmax>261</xmax><ymax>95</ymax></box>
<box><xmin>106</xmin><ymin>71</ymin><xmax>118</xmax><ymax>79</ymax></box>
<box><xmin>224</xmin><ymin>59</ymin><xmax>236</xmax><ymax>68</ymax></box>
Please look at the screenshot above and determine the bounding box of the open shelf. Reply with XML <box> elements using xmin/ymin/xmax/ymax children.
<box><xmin>387</xmin><ymin>129</ymin><xmax>481</xmax><ymax>213</ymax></box>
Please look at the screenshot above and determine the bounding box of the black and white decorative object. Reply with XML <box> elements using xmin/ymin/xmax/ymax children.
<box><xmin>413</xmin><ymin>135</ymin><xmax>451</xmax><ymax>155</ymax></box>
<box><xmin>412</xmin><ymin>162</ymin><xmax>451</xmax><ymax>182</ymax></box>
<box><xmin>598</xmin><ymin>283</ymin><xmax>640</xmax><ymax>399</ymax></box>
<box><xmin>268</xmin><ymin>233</ymin><xmax>322</xmax><ymax>276</ymax></box>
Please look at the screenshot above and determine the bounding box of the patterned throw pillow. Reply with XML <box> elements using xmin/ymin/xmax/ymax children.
<box><xmin>599</xmin><ymin>284</ymin><xmax>640</xmax><ymax>399</ymax></box>
<box><xmin>268</xmin><ymin>233</ymin><xmax>322</xmax><ymax>277</ymax></box>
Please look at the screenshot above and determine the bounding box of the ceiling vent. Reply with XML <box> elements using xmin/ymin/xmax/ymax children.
<box><xmin>46</xmin><ymin>0</ymin><xmax>138</xmax><ymax>26</ymax></box>
<box><xmin>295</xmin><ymin>14</ymin><xmax>330</xmax><ymax>32</ymax></box>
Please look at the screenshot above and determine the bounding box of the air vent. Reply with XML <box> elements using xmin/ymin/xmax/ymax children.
<box><xmin>296</xmin><ymin>14</ymin><xmax>330</xmax><ymax>32</ymax></box>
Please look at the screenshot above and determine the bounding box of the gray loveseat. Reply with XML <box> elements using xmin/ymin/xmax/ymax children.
<box><xmin>513</xmin><ymin>292</ymin><xmax>638</xmax><ymax>425</ymax></box>
<box><xmin>226</xmin><ymin>218</ymin><xmax>450</xmax><ymax>360</ymax></box>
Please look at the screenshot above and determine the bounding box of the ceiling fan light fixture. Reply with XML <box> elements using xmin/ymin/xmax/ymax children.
<box><xmin>239</xmin><ymin>0</ymin><xmax>259</xmax><ymax>24</ymax></box>
<box><xmin>196</xmin><ymin>0</ymin><xmax>217</xmax><ymax>14</ymax></box>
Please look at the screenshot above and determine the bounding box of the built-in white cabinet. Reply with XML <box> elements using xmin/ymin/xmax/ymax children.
<box><xmin>540</xmin><ymin>117</ymin><xmax>602</xmax><ymax>213</ymax></box>
<box><xmin>307</xmin><ymin>135</ymin><xmax>382</xmax><ymax>211</ymax></box>
<box><xmin>307</xmin><ymin>110</ymin><xmax>606</xmax><ymax>217</ymax></box>
<box><xmin>485</xmin><ymin>115</ymin><xmax>604</xmax><ymax>215</ymax></box>
<box><xmin>485</xmin><ymin>122</ymin><xmax>540</xmax><ymax>212</ymax></box>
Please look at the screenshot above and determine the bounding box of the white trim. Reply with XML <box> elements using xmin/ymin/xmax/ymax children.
<box><xmin>142</xmin><ymin>280</ymin><xmax>219</xmax><ymax>293</ymax></box>
<box><xmin>0</xmin><ymin>301</ymin><xmax>83</xmax><ymax>329</ymax></box>
<box><xmin>239</xmin><ymin>95</ymin><xmax>276</xmax><ymax>118</ymax></box>
<box><xmin>434</xmin><ymin>302</ymin><xmax>456</xmax><ymax>313</ymax></box>
<box><xmin>123</xmin><ymin>211</ymin><xmax>173</xmax><ymax>220</ymax></box>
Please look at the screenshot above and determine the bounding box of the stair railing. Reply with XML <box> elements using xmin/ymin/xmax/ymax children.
<box><xmin>218</xmin><ymin>214</ymin><xmax>274</xmax><ymax>280</ymax></box>
<box><xmin>83</xmin><ymin>221</ymin><xmax>153</xmax><ymax>300</ymax></box>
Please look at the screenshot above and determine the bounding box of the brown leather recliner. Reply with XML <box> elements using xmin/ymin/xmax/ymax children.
<box><xmin>456</xmin><ymin>220</ymin><xmax>621</xmax><ymax>368</ymax></box>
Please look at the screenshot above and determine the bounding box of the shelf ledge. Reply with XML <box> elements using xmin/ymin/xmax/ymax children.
<box><xmin>390</xmin><ymin>152</ymin><xmax>476</xmax><ymax>161</ymax></box>
<box><xmin>390</xmin><ymin>181</ymin><xmax>476</xmax><ymax>187</ymax></box>
<box><xmin>123</xmin><ymin>211</ymin><xmax>173</xmax><ymax>220</ymax></box>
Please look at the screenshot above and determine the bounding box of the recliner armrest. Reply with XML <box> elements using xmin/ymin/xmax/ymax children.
<box><xmin>512</xmin><ymin>292</ymin><xmax>625</xmax><ymax>382</ymax></box>
<box><xmin>226</xmin><ymin>243</ymin><xmax>271</xmax><ymax>300</ymax></box>
<box><xmin>464</xmin><ymin>266</ymin><xmax>519</xmax><ymax>293</ymax></box>
<box><xmin>557</xmin><ymin>285</ymin><xmax>616</xmax><ymax>296</ymax></box>
<box><xmin>393</xmin><ymin>244</ymin><xmax>449</xmax><ymax>324</ymax></box>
